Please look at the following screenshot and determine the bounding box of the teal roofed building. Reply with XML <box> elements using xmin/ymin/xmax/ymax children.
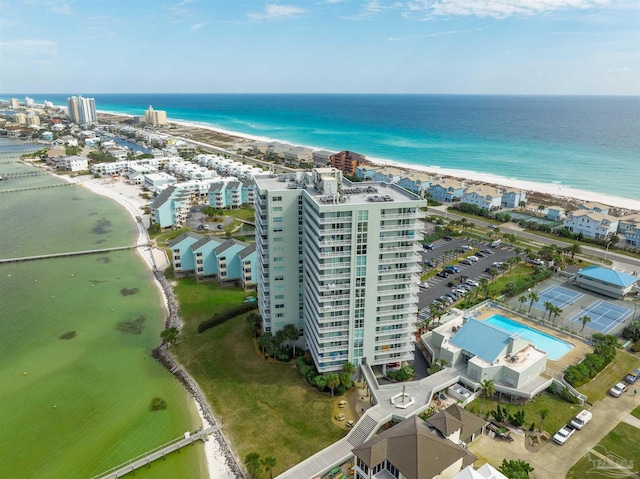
<box><xmin>575</xmin><ymin>265</ymin><xmax>639</xmax><ymax>298</ymax></box>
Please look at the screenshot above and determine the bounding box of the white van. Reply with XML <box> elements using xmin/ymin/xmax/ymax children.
<box><xmin>570</xmin><ymin>410</ymin><xmax>592</xmax><ymax>430</ymax></box>
<box><xmin>491</xmin><ymin>239</ymin><xmax>502</xmax><ymax>248</ymax></box>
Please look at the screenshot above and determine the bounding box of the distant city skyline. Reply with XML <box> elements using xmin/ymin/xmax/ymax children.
<box><xmin>0</xmin><ymin>0</ymin><xmax>638</xmax><ymax>95</ymax></box>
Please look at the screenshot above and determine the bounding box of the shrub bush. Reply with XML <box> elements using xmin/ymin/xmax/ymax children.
<box><xmin>198</xmin><ymin>303</ymin><xmax>258</xmax><ymax>333</ymax></box>
<box><xmin>564</xmin><ymin>334</ymin><xmax>618</xmax><ymax>387</ymax></box>
<box><xmin>386</xmin><ymin>366</ymin><xmax>415</xmax><ymax>382</ymax></box>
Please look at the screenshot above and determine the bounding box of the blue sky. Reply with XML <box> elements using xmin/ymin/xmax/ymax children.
<box><xmin>0</xmin><ymin>0</ymin><xmax>638</xmax><ymax>94</ymax></box>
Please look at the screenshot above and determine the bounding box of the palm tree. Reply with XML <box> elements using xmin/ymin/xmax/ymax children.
<box><xmin>262</xmin><ymin>455</ymin><xmax>278</xmax><ymax>479</ymax></box>
<box><xmin>518</xmin><ymin>295</ymin><xmax>528</xmax><ymax>311</ymax></box>
<box><xmin>245</xmin><ymin>452</ymin><xmax>262</xmax><ymax>479</ymax></box>
<box><xmin>479</xmin><ymin>379</ymin><xmax>495</xmax><ymax>417</ymax></box>
<box><xmin>543</xmin><ymin>301</ymin><xmax>553</xmax><ymax>321</ymax></box>
<box><xmin>282</xmin><ymin>323</ymin><xmax>300</xmax><ymax>358</ymax></box>
<box><xmin>580</xmin><ymin>315</ymin><xmax>592</xmax><ymax>332</ymax></box>
<box><xmin>342</xmin><ymin>361</ymin><xmax>356</xmax><ymax>377</ymax></box>
<box><xmin>257</xmin><ymin>332</ymin><xmax>274</xmax><ymax>357</ymax></box>
<box><xmin>553</xmin><ymin>306</ymin><xmax>563</xmax><ymax>323</ymax></box>
<box><xmin>246</xmin><ymin>312</ymin><xmax>262</xmax><ymax>338</ymax></box>
<box><xmin>569</xmin><ymin>242</ymin><xmax>582</xmax><ymax>262</ymax></box>
<box><xmin>527</xmin><ymin>291</ymin><xmax>539</xmax><ymax>315</ymax></box>
<box><xmin>326</xmin><ymin>373</ymin><xmax>340</xmax><ymax>397</ymax></box>
<box><xmin>539</xmin><ymin>408</ymin><xmax>550</xmax><ymax>432</ymax></box>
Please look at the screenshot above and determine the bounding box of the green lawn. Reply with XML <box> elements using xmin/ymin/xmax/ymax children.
<box><xmin>466</xmin><ymin>391</ymin><xmax>582</xmax><ymax>435</ymax></box>
<box><xmin>577</xmin><ymin>350</ymin><xmax>640</xmax><ymax>402</ymax></box>
<box><xmin>171</xmin><ymin>280</ymin><xmax>345</xmax><ymax>476</ymax></box>
<box><xmin>224</xmin><ymin>207</ymin><xmax>256</xmax><ymax>222</ymax></box>
<box><xmin>567</xmin><ymin>423</ymin><xmax>640</xmax><ymax>478</ymax></box>
<box><xmin>631</xmin><ymin>406</ymin><xmax>640</xmax><ymax>420</ymax></box>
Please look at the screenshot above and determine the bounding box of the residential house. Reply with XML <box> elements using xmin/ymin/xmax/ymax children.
<box><xmin>207</xmin><ymin>179</ymin><xmax>255</xmax><ymax>208</ymax></box>
<box><xmin>428</xmin><ymin>178</ymin><xmax>466</xmax><ymax>203</ymax></box>
<box><xmin>56</xmin><ymin>155</ymin><xmax>88</xmax><ymax>172</ymax></box>
<box><xmin>143</xmin><ymin>172</ymin><xmax>176</xmax><ymax>193</ymax></box>
<box><xmin>579</xmin><ymin>202</ymin><xmax>610</xmax><ymax>215</ymax></box>
<box><xmin>312</xmin><ymin>149</ymin><xmax>334</xmax><ymax>168</ymax></box>
<box><xmin>238</xmin><ymin>244</ymin><xmax>257</xmax><ymax>290</ymax></box>
<box><xmin>41</xmin><ymin>131</ymin><xmax>53</xmax><ymax>141</ymax></box>
<box><xmin>352</xmin><ymin>416</ymin><xmax>477</xmax><ymax>479</ymax></box>
<box><xmin>618</xmin><ymin>213</ymin><xmax>640</xmax><ymax>247</ymax></box>
<box><xmin>397</xmin><ymin>172</ymin><xmax>432</xmax><ymax>196</ymax></box>
<box><xmin>501</xmin><ymin>188</ymin><xmax>527</xmax><ymax>209</ymax></box>
<box><xmin>283</xmin><ymin>146</ymin><xmax>314</xmax><ymax>166</ymax></box>
<box><xmin>192</xmin><ymin>236</ymin><xmax>223</xmax><ymax>281</ymax></box>
<box><xmin>460</xmin><ymin>185</ymin><xmax>502</xmax><ymax>211</ymax></box>
<box><xmin>563</xmin><ymin>210</ymin><xmax>619</xmax><ymax>239</ymax></box>
<box><xmin>546</xmin><ymin>206</ymin><xmax>565</xmax><ymax>222</ymax></box>
<box><xmin>150</xmin><ymin>185</ymin><xmax>190</xmax><ymax>229</ymax></box>
<box><xmin>426</xmin><ymin>404</ymin><xmax>488</xmax><ymax>445</ymax></box>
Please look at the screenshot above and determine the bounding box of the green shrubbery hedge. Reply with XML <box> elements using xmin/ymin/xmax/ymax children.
<box><xmin>197</xmin><ymin>303</ymin><xmax>258</xmax><ymax>333</ymax></box>
<box><xmin>564</xmin><ymin>334</ymin><xmax>618</xmax><ymax>387</ymax></box>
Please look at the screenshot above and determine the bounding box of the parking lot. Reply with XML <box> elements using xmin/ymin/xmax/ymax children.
<box><xmin>417</xmin><ymin>236</ymin><xmax>523</xmax><ymax>313</ymax></box>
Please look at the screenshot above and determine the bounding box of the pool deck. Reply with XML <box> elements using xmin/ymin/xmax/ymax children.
<box><xmin>473</xmin><ymin>305</ymin><xmax>592</xmax><ymax>371</ymax></box>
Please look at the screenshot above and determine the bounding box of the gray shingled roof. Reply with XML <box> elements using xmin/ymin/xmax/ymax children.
<box><xmin>440</xmin><ymin>404</ymin><xmax>488</xmax><ymax>444</ymax></box>
<box><xmin>213</xmin><ymin>238</ymin><xmax>247</xmax><ymax>255</ymax></box>
<box><xmin>238</xmin><ymin>244</ymin><xmax>256</xmax><ymax>260</ymax></box>
<box><xmin>150</xmin><ymin>185</ymin><xmax>189</xmax><ymax>209</ymax></box>
<box><xmin>208</xmin><ymin>182</ymin><xmax>225</xmax><ymax>193</ymax></box>
<box><xmin>352</xmin><ymin>416</ymin><xmax>476</xmax><ymax>479</ymax></box>
<box><xmin>168</xmin><ymin>232</ymin><xmax>203</xmax><ymax>248</ymax></box>
<box><xmin>427</xmin><ymin>409</ymin><xmax>464</xmax><ymax>437</ymax></box>
<box><xmin>191</xmin><ymin>236</ymin><xmax>222</xmax><ymax>252</ymax></box>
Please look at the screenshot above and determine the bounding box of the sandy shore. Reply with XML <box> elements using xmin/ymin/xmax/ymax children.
<box><xmin>52</xmin><ymin>170</ymin><xmax>238</xmax><ymax>479</ymax></box>
<box><xmin>99</xmin><ymin>111</ymin><xmax>639</xmax><ymax>213</ymax></box>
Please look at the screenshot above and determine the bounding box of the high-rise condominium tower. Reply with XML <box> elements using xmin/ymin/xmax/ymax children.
<box><xmin>254</xmin><ymin>168</ymin><xmax>424</xmax><ymax>373</ymax></box>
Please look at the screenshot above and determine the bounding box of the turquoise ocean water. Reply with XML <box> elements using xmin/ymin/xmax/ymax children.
<box><xmin>5</xmin><ymin>94</ymin><xmax>638</xmax><ymax>201</ymax></box>
<box><xmin>0</xmin><ymin>140</ymin><xmax>205</xmax><ymax>478</ymax></box>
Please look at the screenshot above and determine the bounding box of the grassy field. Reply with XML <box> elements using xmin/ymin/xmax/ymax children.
<box><xmin>566</xmin><ymin>422</ymin><xmax>640</xmax><ymax>478</ymax></box>
<box><xmin>577</xmin><ymin>350</ymin><xmax>640</xmax><ymax>402</ymax></box>
<box><xmin>631</xmin><ymin>406</ymin><xmax>640</xmax><ymax>420</ymax></box>
<box><xmin>224</xmin><ymin>207</ymin><xmax>256</xmax><ymax>222</ymax></box>
<box><xmin>171</xmin><ymin>280</ymin><xmax>345</xmax><ymax>476</ymax></box>
<box><xmin>466</xmin><ymin>391</ymin><xmax>582</xmax><ymax>435</ymax></box>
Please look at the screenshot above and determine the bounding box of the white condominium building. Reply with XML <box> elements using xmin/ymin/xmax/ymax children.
<box><xmin>254</xmin><ymin>168</ymin><xmax>424</xmax><ymax>373</ymax></box>
<box><xmin>67</xmin><ymin>95</ymin><xmax>97</xmax><ymax>126</ymax></box>
<box><xmin>145</xmin><ymin>105</ymin><xmax>168</xmax><ymax>126</ymax></box>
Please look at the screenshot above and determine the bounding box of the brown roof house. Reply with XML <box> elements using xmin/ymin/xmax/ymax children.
<box><xmin>352</xmin><ymin>416</ymin><xmax>477</xmax><ymax>479</ymax></box>
<box><xmin>426</xmin><ymin>404</ymin><xmax>488</xmax><ymax>445</ymax></box>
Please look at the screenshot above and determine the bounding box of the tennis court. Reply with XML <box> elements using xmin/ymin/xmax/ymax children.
<box><xmin>534</xmin><ymin>285</ymin><xmax>583</xmax><ymax>311</ymax></box>
<box><xmin>568</xmin><ymin>300</ymin><xmax>633</xmax><ymax>334</ymax></box>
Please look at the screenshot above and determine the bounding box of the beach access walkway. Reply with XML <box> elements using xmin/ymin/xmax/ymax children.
<box><xmin>91</xmin><ymin>426</ymin><xmax>217</xmax><ymax>479</ymax></box>
<box><xmin>0</xmin><ymin>244</ymin><xmax>148</xmax><ymax>264</ymax></box>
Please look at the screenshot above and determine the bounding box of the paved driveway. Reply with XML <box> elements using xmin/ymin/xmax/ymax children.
<box><xmin>469</xmin><ymin>388</ymin><xmax>640</xmax><ymax>478</ymax></box>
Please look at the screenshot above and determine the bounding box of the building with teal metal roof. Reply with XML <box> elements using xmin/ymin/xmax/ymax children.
<box><xmin>576</xmin><ymin>265</ymin><xmax>639</xmax><ymax>298</ymax></box>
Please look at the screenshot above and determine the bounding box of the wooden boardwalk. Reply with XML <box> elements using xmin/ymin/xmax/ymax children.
<box><xmin>0</xmin><ymin>244</ymin><xmax>148</xmax><ymax>264</ymax></box>
<box><xmin>91</xmin><ymin>426</ymin><xmax>218</xmax><ymax>479</ymax></box>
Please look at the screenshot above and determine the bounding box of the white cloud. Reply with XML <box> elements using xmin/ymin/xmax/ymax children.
<box><xmin>608</xmin><ymin>67</ymin><xmax>632</xmax><ymax>72</ymax></box>
<box><xmin>325</xmin><ymin>0</ymin><xmax>348</xmax><ymax>3</ymax></box>
<box><xmin>0</xmin><ymin>39</ymin><xmax>58</xmax><ymax>55</ymax></box>
<box><xmin>403</xmin><ymin>0</ymin><xmax>612</xmax><ymax>19</ymax></box>
<box><xmin>247</xmin><ymin>4</ymin><xmax>305</xmax><ymax>21</ymax></box>
<box><xmin>190</xmin><ymin>22</ymin><xmax>207</xmax><ymax>31</ymax></box>
<box><xmin>389</xmin><ymin>28</ymin><xmax>474</xmax><ymax>40</ymax></box>
<box><xmin>51</xmin><ymin>2</ymin><xmax>72</xmax><ymax>14</ymax></box>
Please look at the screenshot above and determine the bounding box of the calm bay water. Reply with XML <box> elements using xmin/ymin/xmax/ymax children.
<box><xmin>8</xmin><ymin>93</ymin><xmax>639</xmax><ymax>200</ymax></box>
<box><xmin>0</xmin><ymin>140</ymin><xmax>205</xmax><ymax>478</ymax></box>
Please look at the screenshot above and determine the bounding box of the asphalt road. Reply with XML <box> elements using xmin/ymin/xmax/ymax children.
<box><xmin>417</xmin><ymin>236</ymin><xmax>523</xmax><ymax>312</ymax></box>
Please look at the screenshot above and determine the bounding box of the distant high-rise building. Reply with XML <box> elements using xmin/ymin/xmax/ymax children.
<box><xmin>24</xmin><ymin>96</ymin><xmax>35</xmax><ymax>108</ymax></box>
<box><xmin>144</xmin><ymin>105</ymin><xmax>168</xmax><ymax>127</ymax></box>
<box><xmin>26</xmin><ymin>115</ymin><xmax>40</xmax><ymax>126</ymax></box>
<box><xmin>67</xmin><ymin>95</ymin><xmax>97</xmax><ymax>126</ymax></box>
<box><xmin>13</xmin><ymin>113</ymin><xmax>27</xmax><ymax>124</ymax></box>
<box><xmin>10</xmin><ymin>98</ymin><xmax>19</xmax><ymax>109</ymax></box>
<box><xmin>254</xmin><ymin>168</ymin><xmax>424</xmax><ymax>373</ymax></box>
<box><xmin>330</xmin><ymin>150</ymin><xmax>366</xmax><ymax>175</ymax></box>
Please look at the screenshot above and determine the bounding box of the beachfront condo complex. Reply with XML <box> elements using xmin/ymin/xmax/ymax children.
<box><xmin>254</xmin><ymin>168</ymin><xmax>425</xmax><ymax>373</ymax></box>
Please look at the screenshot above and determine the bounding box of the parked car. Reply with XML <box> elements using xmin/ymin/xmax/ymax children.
<box><xmin>488</xmin><ymin>224</ymin><xmax>498</xmax><ymax>229</ymax></box>
<box><xmin>467</xmin><ymin>256</ymin><xmax>479</xmax><ymax>262</ymax></box>
<box><xmin>458</xmin><ymin>284</ymin><xmax>474</xmax><ymax>292</ymax></box>
<box><xmin>553</xmin><ymin>425</ymin><xmax>575</xmax><ymax>445</ymax></box>
<box><xmin>481</xmin><ymin>248</ymin><xmax>493</xmax><ymax>255</ymax></box>
<box><xmin>476</xmin><ymin>251</ymin><xmax>485</xmax><ymax>258</ymax></box>
<box><xmin>445</xmin><ymin>265</ymin><xmax>461</xmax><ymax>273</ymax></box>
<box><xmin>492</xmin><ymin>261</ymin><xmax>507</xmax><ymax>269</ymax></box>
<box><xmin>423</xmin><ymin>243</ymin><xmax>436</xmax><ymax>250</ymax></box>
<box><xmin>609</xmin><ymin>382</ymin><xmax>629</xmax><ymax>398</ymax></box>
<box><xmin>443</xmin><ymin>236</ymin><xmax>454</xmax><ymax>241</ymax></box>
<box><xmin>570</xmin><ymin>410</ymin><xmax>593</xmax><ymax>430</ymax></box>
<box><xmin>491</xmin><ymin>239</ymin><xmax>502</xmax><ymax>248</ymax></box>
<box><xmin>465</xmin><ymin>279</ymin><xmax>480</xmax><ymax>287</ymax></box>
<box><xmin>197</xmin><ymin>224</ymin><xmax>204</xmax><ymax>231</ymax></box>
<box><xmin>417</xmin><ymin>281</ymin><xmax>430</xmax><ymax>289</ymax></box>
<box><xmin>424</xmin><ymin>260</ymin><xmax>436</xmax><ymax>268</ymax></box>
<box><xmin>461</xmin><ymin>245</ymin><xmax>473</xmax><ymax>251</ymax></box>
<box><xmin>625</xmin><ymin>369</ymin><xmax>640</xmax><ymax>384</ymax></box>
<box><xmin>459</xmin><ymin>259</ymin><xmax>473</xmax><ymax>265</ymax></box>
<box><xmin>531</xmin><ymin>259</ymin><xmax>545</xmax><ymax>266</ymax></box>
<box><xmin>437</xmin><ymin>271</ymin><xmax>450</xmax><ymax>278</ymax></box>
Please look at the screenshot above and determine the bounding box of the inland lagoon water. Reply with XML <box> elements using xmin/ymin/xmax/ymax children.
<box><xmin>0</xmin><ymin>140</ymin><xmax>206</xmax><ymax>478</ymax></box>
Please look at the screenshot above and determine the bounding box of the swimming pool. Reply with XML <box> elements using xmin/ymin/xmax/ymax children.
<box><xmin>484</xmin><ymin>314</ymin><xmax>574</xmax><ymax>361</ymax></box>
